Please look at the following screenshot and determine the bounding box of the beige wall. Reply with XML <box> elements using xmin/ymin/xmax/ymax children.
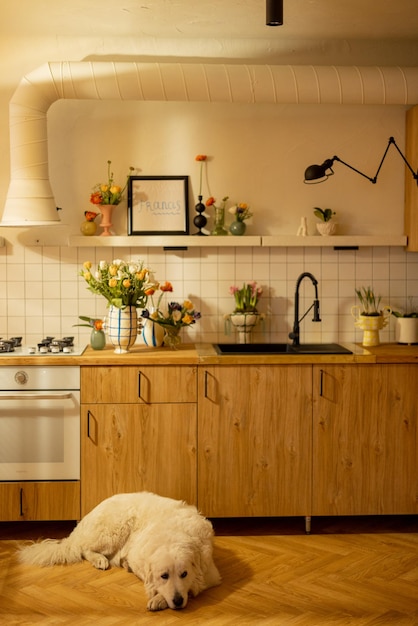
<box><xmin>0</xmin><ymin>35</ymin><xmax>417</xmax><ymax>347</ymax></box>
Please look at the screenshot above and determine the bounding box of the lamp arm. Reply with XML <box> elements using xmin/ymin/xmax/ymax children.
<box><xmin>389</xmin><ymin>136</ymin><xmax>418</xmax><ymax>182</ymax></box>
<box><xmin>333</xmin><ymin>155</ymin><xmax>377</xmax><ymax>183</ymax></box>
<box><xmin>334</xmin><ymin>137</ymin><xmax>418</xmax><ymax>185</ymax></box>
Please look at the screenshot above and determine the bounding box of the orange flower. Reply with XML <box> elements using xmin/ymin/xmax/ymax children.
<box><xmin>145</xmin><ymin>287</ymin><xmax>156</xmax><ymax>296</ymax></box>
<box><xmin>84</xmin><ymin>210</ymin><xmax>98</xmax><ymax>222</ymax></box>
<box><xmin>160</xmin><ymin>281</ymin><xmax>173</xmax><ymax>293</ymax></box>
<box><xmin>195</xmin><ymin>154</ymin><xmax>207</xmax><ymax>162</ymax></box>
<box><xmin>206</xmin><ymin>196</ymin><xmax>216</xmax><ymax>207</ymax></box>
<box><xmin>93</xmin><ymin>319</ymin><xmax>103</xmax><ymax>331</ymax></box>
<box><xmin>90</xmin><ymin>192</ymin><xmax>103</xmax><ymax>205</ymax></box>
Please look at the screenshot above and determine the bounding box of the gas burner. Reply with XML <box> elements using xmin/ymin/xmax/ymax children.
<box><xmin>37</xmin><ymin>337</ymin><xmax>75</xmax><ymax>354</ymax></box>
<box><xmin>0</xmin><ymin>337</ymin><xmax>22</xmax><ymax>353</ymax></box>
<box><xmin>0</xmin><ymin>337</ymin><xmax>86</xmax><ymax>357</ymax></box>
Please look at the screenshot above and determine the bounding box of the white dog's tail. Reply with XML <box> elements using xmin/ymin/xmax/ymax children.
<box><xmin>19</xmin><ymin>537</ymin><xmax>82</xmax><ymax>567</ymax></box>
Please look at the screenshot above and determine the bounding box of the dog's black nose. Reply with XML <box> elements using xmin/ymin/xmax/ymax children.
<box><xmin>173</xmin><ymin>592</ymin><xmax>184</xmax><ymax>608</ymax></box>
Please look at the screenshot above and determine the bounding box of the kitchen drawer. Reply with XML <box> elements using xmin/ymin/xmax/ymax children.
<box><xmin>81</xmin><ymin>366</ymin><xmax>197</xmax><ymax>403</ymax></box>
<box><xmin>0</xmin><ymin>481</ymin><xmax>80</xmax><ymax>521</ymax></box>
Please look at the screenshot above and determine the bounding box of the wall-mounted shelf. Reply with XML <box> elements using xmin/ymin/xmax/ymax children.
<box><xmin>261</xmin><ymin>235</ymin><xmax>408</xmax><ymax>247</ymax></box>
<box><xmin>69</xmin><ymin>235</ymin><xmax>262</xmax><ymax>247</ymax></box>
<box><xmin>69</xmin><ymin>234</ymin><xmax>408</xmax><ymax>248</ymax></box>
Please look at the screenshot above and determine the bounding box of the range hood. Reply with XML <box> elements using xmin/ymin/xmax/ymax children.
<box><xmin>2</xmin><ymin>62</ymin><xmax>418</xmax><ymax>227</ymax></box>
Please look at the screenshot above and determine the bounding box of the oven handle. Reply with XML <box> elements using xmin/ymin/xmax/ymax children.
<box><xmin>0</xmin><ymin>392</ymin><xmax>74</xmax><ymax>400</ymax></box>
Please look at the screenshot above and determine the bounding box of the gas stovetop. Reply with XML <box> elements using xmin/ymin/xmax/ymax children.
<box><xmin>0</xmin><ymin>336</ymin><xmax>87</xmax><ymax>356</ymax></box>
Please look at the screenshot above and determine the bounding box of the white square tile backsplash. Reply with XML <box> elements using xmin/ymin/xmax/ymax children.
<box><xmin>1</xmin><ymin>243</ymin><xmax>418</xmax><ymax>346</ymax></box>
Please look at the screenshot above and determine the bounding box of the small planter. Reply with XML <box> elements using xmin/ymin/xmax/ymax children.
<box><xmin>351</xmin><ymin>306</ymin><xmax>391</xmax><ymax>347</ymax></box>
<box><xmin>226</xmin><ymin>312</ymin><xmax>261</xmax><ymax>344</ymax></box>
<box><xmin>395</xmin><ymin>317</ymin><xmax>418</xmax><ymax>344</ymax></box>
<box><xmin>316</xmin><ymin>221</ymin><xmax>338</xmax><ymax>236</ymax></box>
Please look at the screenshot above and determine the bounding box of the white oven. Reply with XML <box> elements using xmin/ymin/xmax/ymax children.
<box><xmin>0</xmin><ymin>366</ymin><xmax>80</xmax><ymax>481</ymax></box>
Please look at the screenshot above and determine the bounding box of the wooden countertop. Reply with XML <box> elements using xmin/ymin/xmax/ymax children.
<box><xmin>195</xmin><ymin>342</ymin><xmax>377</xmax><ymax>364</ymax></box>
<box><xmin>358</xmin><ymin>343</ymin><xmax>418</xmax><ymax>363</ymax></box>
<box><xmin>0</xmin><ymin>342</ymin><xmax>417</xmax><ymax>366</ymax></box>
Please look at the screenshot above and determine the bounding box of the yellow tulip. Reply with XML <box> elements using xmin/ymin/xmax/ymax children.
<box><xmin>110</xmin><ymin>185</ymin><xmax>121</xmax><ymax>194</ymax></box>
<box><xmin>182</xmin><ymin>314</ymin><xmax>193</xmax><ymax>324</ymax></box>
<box><xmin>108</xmin><ymin>278</ymin><xmax>117</xmax><ymax>288</ymax></box>
<box><xmin>123</xmin><ymin>279</ymin><xmax>131</xmax><ymax>289</ymax></box>
<box><xmin>83</xmin><ymin>261</ymin><xmax>92</xmax><ymax>269</ymax></box>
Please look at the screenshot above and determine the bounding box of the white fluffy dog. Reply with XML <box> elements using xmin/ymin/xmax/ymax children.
<box><xmin>19</xmin><ymin>492</ymin><xmax>221</xmax><ymax>611</ymax></box>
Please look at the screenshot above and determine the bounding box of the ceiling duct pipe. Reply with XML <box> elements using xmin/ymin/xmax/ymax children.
<box><xmin>1</xmin><ymin>63</ymin><xmax>418</xmax><ymax>226</ymax></box>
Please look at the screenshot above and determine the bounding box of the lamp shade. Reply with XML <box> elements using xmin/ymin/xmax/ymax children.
<box><xmin>304</xmin><ymin>159</ymin><xmax>335</xmax><ymax>184</ymax></box>
<box><xmin>266</xmin><ymin>0</ymin><xmax>283</xmax><ymax>26</ymax></box>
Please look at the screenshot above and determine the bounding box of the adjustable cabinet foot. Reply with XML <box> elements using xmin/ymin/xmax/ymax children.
<box><xmin>305</xmin><ymin>516</ymin><xmax>311</xmax><ymax>534</ymax></box>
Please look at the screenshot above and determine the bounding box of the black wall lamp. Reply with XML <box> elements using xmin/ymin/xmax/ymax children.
<box><xmin>304</xmin><ymin>137</ymin><xmax>418</xmax><ymax>185</ymax></box>
<box><xmin>266</xmin><ymin>0</ymin><xmax>283</xmax><ymax>26</ymax></box>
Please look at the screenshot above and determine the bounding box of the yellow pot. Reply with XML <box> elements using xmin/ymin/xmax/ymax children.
<box><xmin>351</xmin><ymin>306</ymin><xmax>391</xmax><ymax>347</ymax></box>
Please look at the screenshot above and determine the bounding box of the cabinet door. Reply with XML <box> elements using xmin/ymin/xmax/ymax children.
<box><xmin>313</xmin><ymin>364</ymin><xmax>418</xmax><ymax>515</ymax></box>
<box><xmin>81</xmin><ymin>366</ymin><xmax>197</xmax><ymax>404</ymax></box>
<box><xmin>198</xmin><ymin>365</ymin><xmax>312</xmax><ymax>517</ymax></box>
<box><xmin>81</xmin><ymin>404</ymin><xmax>196</xmax><ymax>515</ymax></box>
<box><xmin>0</xmin><ymin>482</ymin><xmax>80</xmax><ymax>521</ymax></box>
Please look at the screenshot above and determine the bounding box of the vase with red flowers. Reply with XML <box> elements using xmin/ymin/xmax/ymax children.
<box><xmin>89</xmin><ymin>160</ymin><xmax>134</xmax><ymax>236</ymax></box>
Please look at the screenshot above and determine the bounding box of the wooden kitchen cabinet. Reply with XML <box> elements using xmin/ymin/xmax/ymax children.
<box><xmin>197</xmin><ymin>365</ymin><xmax>312</xmax><ymax>517</ymax></box>
<box><xmin>313</xmin><ymin>364</ymin><xmax>418</xmax><ymax>516</ymax></box>
<box><xmin>0</xmin><ymin>481</ymin><xmax>80</xmax><ymax>521</ymax></box>
<box><xmin>80</xmin><ymin>366</ymin><xmax>197</xmax><ymax>515</ymax></box>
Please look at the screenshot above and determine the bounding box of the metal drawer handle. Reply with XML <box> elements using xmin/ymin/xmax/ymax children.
<box><xmin>0</xmin><ymin>392</ymin><xmax>73</xmax><ymax>400</ymax></box>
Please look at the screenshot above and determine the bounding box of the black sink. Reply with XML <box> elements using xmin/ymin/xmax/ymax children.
<box><xmin>214</xmin><ymin>343</ymin><xmax>352</xmax><ymax>355</ymax></box>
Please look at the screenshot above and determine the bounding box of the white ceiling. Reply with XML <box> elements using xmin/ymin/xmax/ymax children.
<box><xmin>2</xmin><ymin>0</ymin><xmax>418</xmax><ymax>65</ymax></box>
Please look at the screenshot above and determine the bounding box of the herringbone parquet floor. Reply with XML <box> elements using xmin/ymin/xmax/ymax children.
<box><xmin>0</xmin><ymin>516</ymin><xmax>417</xmax><ymax>625</ymax></box>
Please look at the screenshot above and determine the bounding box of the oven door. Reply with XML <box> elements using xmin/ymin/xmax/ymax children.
<box><xmin>0</xmin><ymin>390</ymin><xmax>80</xmax><ymax>480</ymax></box>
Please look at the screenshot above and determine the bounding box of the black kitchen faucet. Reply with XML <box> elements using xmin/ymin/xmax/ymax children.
<box><xmin>289</xmin><ymin>272</ymin><xmax>321</xmax><ymax>347</ymax></box>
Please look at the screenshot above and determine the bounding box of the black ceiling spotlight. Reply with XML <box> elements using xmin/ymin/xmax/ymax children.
<box><xmin>266</xmin><ymin>0</ymin><xmax>283</xmax><ymax>26</ymax></box>
<box><xmin>304</xmin><ymin>137</ymin><xmax>418</xmax><ymax>185</ymax></box>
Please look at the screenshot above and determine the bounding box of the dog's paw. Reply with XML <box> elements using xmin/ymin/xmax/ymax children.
<box><xmin>84</xmin><ymin>550</ymin><xmax>109</xmax><ymax>570</ymax></box>
<box><xmin>147</xmin><ymin>594</ymin><xmax>169</xmax><ymax>612</ymax></box>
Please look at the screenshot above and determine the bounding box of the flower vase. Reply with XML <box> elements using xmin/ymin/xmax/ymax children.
<box><xmin>193</xmin><ymin>195</ymin><xmax>207</xmax><ymax>236</ymax></box>
<box><xmin>80</xmin><ymin>219</ymin><xmax>97</xmax><ymax>236</ymax></box>
<box><xmin>163</xmin><ymin>326</ymin><xmax>182</xmax><ymax>349</ymax></box>
<box><xmin>106</xmin><ymin>305</ymin><xmax>138</xmax><ymax>353</ymax></box>
<box><xmin>229</xmin><ymin>220</ymin><xmax>246</xmax><ymax>236</ymax></box>
<box><xmin>211</xmin><ymin>207</ymin><xmax>228</xmax><ymax>236</ymax></box>
<box><xmin>90</xmin><ymin>328</ymin><xmax>106</xmax><ymax>350</ymax></box>
<box><xmin>98</xmin><ymin>204</ymin><xmax>114</xmax><ymax>236</ymax></box>
<box><xmin>228</xmin><ymin>312</ymin><xmax>261</xmax><ymax>344</ymax></box>
<box><xmin>351</xmin><ymin>306</ymin><xmax>391</xmax><ymax>347</ymax></box>
<box><xmin>142</xmin><ymin>313</ymin><xmax>165</xmax><ymax>347</ymax></box>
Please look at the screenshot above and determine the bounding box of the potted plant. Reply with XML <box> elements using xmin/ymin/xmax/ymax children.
<box><xmin>351</xmin><ymin>286</ymin><xmax>391</xmax><ymax>347</ymax></box>
<box><xmin>313</xmin><ymin>207</ymin><xmax>337</xmax><ymax>236</ymax></box>
<box><xmin>224</xmin><ymin>282</ymin><xmax>265</xmax><ymax>344</ymax></box>
<box><xmin>391</xmin><ymin>297</ymin><xmax>418</xmax><ymax>344</ymax></box>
